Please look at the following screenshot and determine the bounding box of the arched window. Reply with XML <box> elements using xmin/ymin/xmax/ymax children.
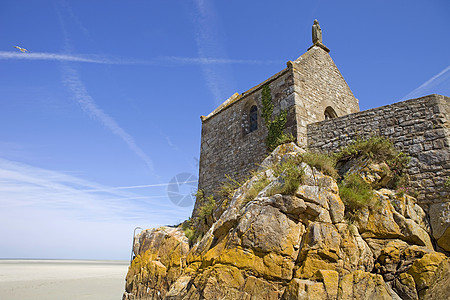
<box><xmin>324</xmin><ymin>106</ymin><xmax>337</xmax><ymax>120</ymax></box>
<box><xmin>249</xmin><ymin>105</ymin><xmax>258</xmax><ymax>132</ymax></box>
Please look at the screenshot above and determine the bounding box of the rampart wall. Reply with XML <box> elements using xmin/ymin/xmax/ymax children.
<box><xmin>307</xmin><ymin>94</ymin><xmax>450</xmax><ymax>207</ymax></box>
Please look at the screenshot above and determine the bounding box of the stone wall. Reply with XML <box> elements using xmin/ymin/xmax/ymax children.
<box><xmin>195</xmin><ymin>67</ymin><xmax>297</xmax><ymax>217</ymax></box>
<box><xmin>307</xmin><ymin>94</ymin><xmax>450</xmax><ymax>207</ymax></box>
<box><xmin>195</xmin><ymin>46</ymin><xmax>360</xmax><ymax>217</ymax></box>
<box><xmin>291</xmin><ymin>46</ymin><xmax>360</xmax><ymax>146</ymax></box>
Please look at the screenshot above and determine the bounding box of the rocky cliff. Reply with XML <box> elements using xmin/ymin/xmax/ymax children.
<box><xmin>123</xmin><ymin>142</ymin><xmax>449</xmax><ymax>300</ymax></box>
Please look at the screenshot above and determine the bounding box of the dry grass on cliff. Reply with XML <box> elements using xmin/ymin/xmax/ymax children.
<box><xmin>244</xmin><ymin>175</ymin><xmax>271</xmax><ymax>202</ymax></box>
<box><xmin>338</xmin><ymin>173</ymin><xmax>376</xmax><ymax>212</ymax></box>
<box><xmin>301</xmin><ymin>152</ymin><xmax>338</xmax><ymax>179</ymax></box>
<box><xmin>271</xmin><ymin>155</ymin><xmax>305</xmax><ymax>195</ymax></box>
<box><xmin>218</xmin><ymin>175</ymin><xmax>242</xmax><ymax>200</ymax></box>
<box><xmin>335</xmin><ymin>136</ymin><xmax>410</xmax><ymax>189</ymax></box>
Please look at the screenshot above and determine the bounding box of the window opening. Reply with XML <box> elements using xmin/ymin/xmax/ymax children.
<box><xmin>249</xmin><ymin>105</ymin><xmax>258</xmax><ymax>132</ymax></box>
<box><xmin>324</xmin><ymin>106</ymin><xmax>337</xmax><ymax>120</ymax></box>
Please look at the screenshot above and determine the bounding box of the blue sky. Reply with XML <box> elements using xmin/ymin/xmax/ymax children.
<box><xmin>0</xmin><ymin>0</ymin><xmax>448</xmax><ymax>260</ymax></box>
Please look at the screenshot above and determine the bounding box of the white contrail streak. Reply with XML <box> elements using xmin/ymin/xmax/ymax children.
<box><xmin>62</xmin><ymin>64</ymin><xmax>155</xmax><ymax>173</ymax></box>
<box><xmin>109</xmin><ymin>181</ymin><xmax>198</xmax><ymax>190</ymax></box>
<box><xmin>0</xmin><ymin>51</ymin><xmax>133</xmax><ymax>64</ymax></box>
<box><xmin>402</xmin><ymin>65</ymin><xmax>450</xmax><ymax>100</ymax></box>
<box><xmin>0</xmin><ymin>51</ymin><xmax>277</xmax><ymax>66</ymax></box>
<box><xmin>163</xmin><ymin>56</ymin><xmax>280</xmax><ymax>65</ymax></box>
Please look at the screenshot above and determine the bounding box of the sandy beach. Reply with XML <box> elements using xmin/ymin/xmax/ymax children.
<box><xmin>0</xmin><ymin>259</ymin><xmax>129</xmax><ymax>300</ymax></box>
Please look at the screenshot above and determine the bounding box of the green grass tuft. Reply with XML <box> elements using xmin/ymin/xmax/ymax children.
<box><xmin>301</xmin><ymin>152</ymin><xmax>338</xmax><ymax>179</ymax></box>
<box><xmin>181</xmin><ymin>220</ymin><xmax>196</xmax><ymax>244</ymax></box>
<box><xmin>244</xmin><ymin>175</ymin><xmax>271</xmax><ymax>202</ymax></box>
<box><xmin>198</xmin><ymin>194</ymin><xmax>216</xmax><ymax>218</ymax></box>
<box><xmin>338</xmin><ymin>173</ymin><xmax>375</xmax><ymax>213</ymax></box>
<box><xmin>335</xmin><ymin>136</ymin><xmax>410</xmax><ymax>189</ymax></box>
<box><xmin>218</xmin><ymin>174</ymin><xmax>242</xmax><ymax>200</ymax></box>
<box><xmin>271</xmin><ymin>155</ymin><xmax>305</xmax><ymax>195</ymax></box>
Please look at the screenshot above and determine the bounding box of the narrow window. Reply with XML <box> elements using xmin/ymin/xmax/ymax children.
<box><xmin>249</xmin><ymin>105</ymin><xmax>258</xmax><ymax>132</ymax></box>
<box><xmin>324</xmin><ymin>106</ymin><xmax>337</xmax><ymax>120</ymax></box>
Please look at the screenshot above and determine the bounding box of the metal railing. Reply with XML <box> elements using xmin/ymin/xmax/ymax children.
<box><xmin>130</xmin><ymin>227</ymin><xmax>143</xmax><ymax>263</ymax></box>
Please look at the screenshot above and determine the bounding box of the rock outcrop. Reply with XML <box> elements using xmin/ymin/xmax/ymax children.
<box><xmin>123</xmin><ymin>144</ymin><xmax>449</xmax><ymax>300</ymax></box>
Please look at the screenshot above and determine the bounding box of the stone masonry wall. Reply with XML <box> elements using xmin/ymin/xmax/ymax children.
<box><xmin>195</xmin><ymin>46</ymin><xmax>361</xmax><ymax>217</ymax></box>
<box><xmin>291</xmin><ymin>46</ymin><xmax>360</xmax><ymax>146</ymax></box>
<box><xmin>195</xmin><ymin>67</ymin><xmax>297</xmax><ymax>217</ymax></box>
<box><xmin>307</xmin><ymin>94</ymin><xmax>450</xmax><ymax>208</ymax></box>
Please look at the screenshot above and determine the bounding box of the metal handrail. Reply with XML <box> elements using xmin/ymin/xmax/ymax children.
<box><xmin>130</xmin><ymin>227</ymin><xmax>143</xmax><ymax>263</ymax></box>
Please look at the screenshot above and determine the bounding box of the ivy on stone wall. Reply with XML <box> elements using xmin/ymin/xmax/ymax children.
<box><xmin>261</xmin><ymin>84</ymin><xmax>294</xmax><ymax>151</ymax></box>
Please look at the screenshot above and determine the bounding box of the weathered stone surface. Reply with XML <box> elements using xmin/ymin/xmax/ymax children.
<box><xmin>124</xmin><ymin>227</ymin><xmax>189</xmax><ymax>299</ymax></box>
<box><xmin>165</xmin><ymin>276</ymin><xmax>191</xmax><ymax>299</ymax></box>
<box><xmin>336</xmin><ymin>223</ymin><xmax>374</xmax><ymax>273</ymax></box>
<box><xmin>423</xmin><ymin>258</ymin><xmax>450</xmax><ymax>300</ymax></box>
<box><xmin>355</xmin><ymin>189</ymin><xmax>433</xmax><ymax>249</ymax></box>
<box><xmin>338</xmin><ymin>270</ymin><xmax>392</xmax><ymax>300</ymax></box>
<box><xmin>429</xmin><ymin>201</ymin><xmax>450</xmax><ymax>251</ymax></box>
<box><xmin>327</xmin><ymin>192</ymin><xmax>345</xmax><ymax>223</ymax></box>
<box><xmin>243</xmin><ymin>276</ymin><xmax>281</xmax><ymax>300</ymax></box>
<box><xmin>258</xmin><ymin>143</ymin><xmax>305</xmax><ymax>172</ymax></box>
<box><xmin>282</xmin><ymin>278</ymin><xmax>326</xmax><ymax>300</ymax></box>
<box><xmin>262</xmin><ymin>194</ymin><xmax>307</xmax><ymax>217</ymax></box>
<box><xmin>437</xmin><ymin>227</ymin><xmax>450</xmax><ymax>252</ymax></box>
<box><xmin>124</xmin><ymin>143</ymin><xmax>449</xmax><ymax>300</ymax></box>
<box><xmin>294</xmin><ymin>163</ymin><xmax>344</xmax><ymax>224</ymax></box>
<box><xmin>191</xmin><ymin>265</ymin><xmax>247</xmax><ymax>300</ymax></box>
<box><xmin>343</xmin><ymin>158</ymin><xmax>393</xmax><ymax>189</ymax></box>
<box><xmin>364</xmin><ymin>238</ymin><xmax>409</xmax><ymax>260</ymax></box>
<box><xmin>393</xmin><ymin>273</ymin><xmax>418</xmax><ymax>300</ymax></box>
<box><xmin>315</xmin><ymin>269</ymin><xmax>339</xmax><ymax>299</ymax></box>
<box><xmin>407</xmin><ymin>252</ymin><xmax>447</xmax><ymax>297</ymax></box>
<box><xmin>234</xmin><ymin>203</ymin><xmax>303</xmax><ymax>258</ymax></box>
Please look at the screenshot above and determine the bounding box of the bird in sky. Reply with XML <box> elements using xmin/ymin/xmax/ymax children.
<box><xmin>14</xmin><ymin>46</ymin><xmax>28</xmax><ymax>53</ymax></box>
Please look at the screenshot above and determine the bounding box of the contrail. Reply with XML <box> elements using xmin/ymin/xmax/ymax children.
<box><xmin>54</xmin><ymin>4</ymin><xmax>156</xmax><ymax>176</ymax></box>
<box><xmin>163</xmin><ymin>56</ymin><xmax>281</xmax><ymax>65</ymax></box>
<box><xmin>0</xmin><ymin>51</ymin><xmax>278</xmax><ymax>66</ymax></box>
<box><xmin>62</xmin><ymin>64</ymin><xmax>155</xmax><ymax>173</ymax></box>
<box><xmin>0</xmin><ymin>51</ymin><xmax>137</xmax><ymax>64</ymax></box>
<box><xmin>402</xmin><ymin>65</ymin><xmax>450</xmax><ymax>100</ymax></box>
<box><xmin>74</xmin><ymin>180</ymin><xmax>199</xmax><ymax>193</ymax></box>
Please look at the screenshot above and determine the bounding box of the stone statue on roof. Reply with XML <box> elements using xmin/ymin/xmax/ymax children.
<box><xmin>312</xmin><ymin>19</ymin><xmax>322</xmax><ymax>44</ymax></box>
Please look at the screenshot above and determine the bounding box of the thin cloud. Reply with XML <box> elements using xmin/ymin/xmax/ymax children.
<box><xmin>70</xmin><ymin>181</ymin><xmax>198</xmax><ymax>193</ymax></box>
<box><xmin>0</xmin><ymin>50</ymin><xmax>277</xmax><ymax>66</ymax></box>
<box><xmin>162</xmin><ymin>56</ymin><xmax>281</xmax><ymax>65</ymax></box>
<box><xmin>61</xmin><ymin>64</ymin><xmax>155</xmax><ymax>174</ymax></box>
<box><xmin>0</xmin><ymin>51</ymin><xmax>139</xmax><ymax>64</ymax></box>
<box><xmin>0</xmin><ymin>157</ymin><xmax>186</xmax><ymax>223</ymax></box>
<box><xmin>54</xmin><ymin>5</ymin><xmax>155</xmax><ymax>176</ymax></box>
<box><xmin>402</xmin><ymin>65</ymin><xmax>450</xmax><ymax>100</ymax></box>
<box><xmin>192</xmin><ymin>0</ymin><xmax>237</xmax><ymax>105</ymax></box>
